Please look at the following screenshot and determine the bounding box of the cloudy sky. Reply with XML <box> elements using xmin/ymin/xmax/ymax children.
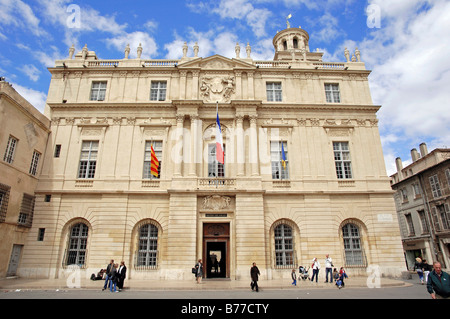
<box><xmin>0</xmin><ymin>0</ymin><xmax>449</xmax><ymax>175</ymax></box>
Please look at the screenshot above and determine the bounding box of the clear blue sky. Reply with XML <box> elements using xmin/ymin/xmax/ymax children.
<box><xmin>1</xmin><ymin>0</ymin><xmax>449</xmax><ymax>174</ymax></box>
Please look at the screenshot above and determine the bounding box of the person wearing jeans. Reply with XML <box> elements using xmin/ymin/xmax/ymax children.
<box><xmin>324</xmin><ymin>254</ymin><xmax>333</xmax><ymax>283</ymax></box>
<box><xmin>311</xmin><ymin>258</ymin><xmax>320</xmax><ymax>283</ymax></box>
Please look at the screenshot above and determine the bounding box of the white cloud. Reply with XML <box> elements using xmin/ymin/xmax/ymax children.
<box><xmin>20</xmin><ymin>65</ymin><xmax>41</xmax><ymax>82</ymax></box>
<box><xmin>12</xmin><ymin>82</ymin><xmax>47</xmax><ymax>113</ymax></box>
<box><xmin>356</xmin><ymin>0</ymin><xmax>450</xmax><ymax>174</ymax></box>
<box><xmin>0</xmin><ymin>0</ymin><xmax>47</xmax><ymax>37</ymax></box>
<box><xmin>107</xmin><ymin>32</ymin><xmax>158</xmax><ymax>59</ymax></box>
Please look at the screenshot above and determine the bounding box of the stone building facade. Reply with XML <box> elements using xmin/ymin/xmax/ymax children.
<box><xmin>0</xmin><ymin>80</ymin><xmax>51</xmax><ymax>277</ymax></box>
<box><xmin>16</xmin><ymin>27</ymin><xmax>406</xmax><ymax>281</ymax></box>
<box><xmin>391</xmin><ymin>145</ymin><xmax>450</xmax><ymax>269</ymax></box>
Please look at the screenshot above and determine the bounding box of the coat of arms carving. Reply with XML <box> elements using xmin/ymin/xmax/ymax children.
<box><xmin>202</xmin><ymin>195</ymin><xmax>232</xmax><ymax>210</ymax></box>
<box><xmin>200</xmin><ymin>76</ymin><xmax>235</xmax><ymax>103</ymax></box>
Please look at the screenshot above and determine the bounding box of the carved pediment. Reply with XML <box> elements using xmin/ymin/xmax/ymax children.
<box><xmin>178</xmin><ymin>55</ymin><xmax>255</xmax><ymax>70</ymax></box>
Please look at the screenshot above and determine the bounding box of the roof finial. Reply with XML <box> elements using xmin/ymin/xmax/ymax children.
<box><xmin>286</xmin><ymin>14</ymin><xmax>292</xmax><ymax>28</ymax></box>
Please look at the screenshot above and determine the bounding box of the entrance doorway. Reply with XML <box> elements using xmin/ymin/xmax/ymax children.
<box><xmin>206</xmin><ymin>241</ymin><xmax>227</xmax><ymax>278</ymax></box>
<box><xmin>203</xmin><ymin>223</ymin><xmax>229</xmax><ymax>279</ymax></box>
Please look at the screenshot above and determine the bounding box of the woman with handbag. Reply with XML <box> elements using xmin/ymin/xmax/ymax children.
<box><xmin>195</xmin><ymin>259</ymin><xmax>203</xmax><ymax>284</ymax></box>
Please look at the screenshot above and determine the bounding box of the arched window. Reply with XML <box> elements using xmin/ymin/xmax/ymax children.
<box><xmin>293</xmin><ymin>38</ymin><xmax>298</xmax><ymax>49</ymax></box>
<box><xmin>283</xmin><ymin>40</ymin><xmax>288</xmax><ymax>50</ymax></box>
<box><xmin>342</xmin><ymin>223</ymin><xmax>365</xmax><ymax>266</ymax></box>
<box><xmin>274</xmin><ymin>224</ymin><xmax>294</xmax><ymax>268</ymax></box>
<box><xmin>66</xmin><ymin>223</ymin><xmax>88</xmax><ymax>267</ymax></box>
<box><xmin>137</xmin><ymin>223</ymin><xmax>158</xmax><ymax>269</ymax></box>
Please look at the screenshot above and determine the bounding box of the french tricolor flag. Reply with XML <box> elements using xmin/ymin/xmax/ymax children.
<box><xmin>216</xmin><ymin>103</ymin><xmax>224</xmax><ymax>165</ymax></box>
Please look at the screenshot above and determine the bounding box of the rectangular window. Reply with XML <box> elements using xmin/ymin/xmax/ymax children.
<box><xmin>418</xmin><ymin>210</ymin><xmax>429</xmax><ymax>234</ymax></box>
<box><xmin>150</xmin><ymin>81</ymin><xmax>167</xmax><ymax>101</ymax></box>
<box><xmin>333</xmin><ymin>142</ymin><xmax>352</xmax><ymax>179</ymax></box>
<box><xmin>90</xmin><ymin>81</ymin><xmax>107</xmax><ymax>101</ymax></box>
<box><xmin>38</xmin><ymin>228</ymin><xmax>45</xmax><ymax>241</ymax></box>
<box><xmin>271</xmin><ymin>141</ymin><xmax>289</xmax><ymax>180</ymax></box>
<box><xmin>29</xmin><ymin>150</ymin><xmax>41</xmax><ymax>176</ymax></box>
<box><xmin>143</xmin><ymin>141</ymin><xmax>162</xmax><ymax>179</ymax></box>
<box><xmin>18</xmin><ymin>193</ymin><xmax>35</xmax><ymax>228</ymax></box>
<box><xmin>325</xmin><ymin>83</ymin><xmax>341</xmax><ymax>103</ymax></box>
<box><xmin>0</xmin><ymin>183</ymin><xmax>11</xmax><ymax>223</ymax></box>
<box><xmin>266</xmin><ymin>82</ymin><xmax>282</xmax><ymax>102</ymax></box>
<box><xmin>54</xmin><ymin>144</ymin><xmax>61</xmax><ymax>158</ymax></box>
<box><xmin>3</xmin><ymin>135</ymin><xmax>18</xmax><ymax>164</ymax></box>
<box><xmin>208</xmin><ymin>144</ymin><xmax>225</xmax><ymax>177</ymax></box>
<box><xmin>405</xmin><ymin>213</ymin><xmax>415</xmax><ymax>236</ymax></box>
<box><xmin>446</xmin><ymin>169</ymin><xmax>450</xmax><ymax>188</ymax></box>
<box><xmin>429</xmin><ymin>175</ymin><xmax>442</xmax><ymax>198</ymax></box>
<box><xmin>437</xmin><ymin>204</ymin><xmax>450</xmax><ymax>230</ymax></box>
<box><xmin>78</xmin><ymin>141</ymin><xmax>99</xmax><ymax>179</ymax></box>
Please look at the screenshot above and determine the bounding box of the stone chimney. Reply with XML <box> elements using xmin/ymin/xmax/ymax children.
<box><xmin>411</xmin><ymin>148</ymin><xmax>420</xmax><ymax>162</ymax></box>
<box><xmin>395</xmin><ymin>157</ymin><xmax>403</xmax><ymax>176</ymax></box>
<box><xmin>420</xmin><ymin>143</ymin><xmax>428</xmax><ymax>157</ymax></box>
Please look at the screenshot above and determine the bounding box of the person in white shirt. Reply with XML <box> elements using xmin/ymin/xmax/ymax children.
<box><xmin>324</xmin><ymin>254</ymin><xmax>333</xmax><ymax>283</ymax></box>
<box><xmin>311</xmin><ymin>258</ymin><xmax>321</xmax><ymax>282</ymax></box>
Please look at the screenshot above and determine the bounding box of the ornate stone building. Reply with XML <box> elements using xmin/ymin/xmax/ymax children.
<box><xmin>17</xmin><ymin>26</ymin><xmax>406</xmax><ymax>281</ymax></box>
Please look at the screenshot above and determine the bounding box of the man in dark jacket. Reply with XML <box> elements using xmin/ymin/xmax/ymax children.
<box><xmin>250</xmin><ymin>262</ymin><xmax>260</xmax><ymax>292</ymax></box>
<box><xmin>102</xmin><ymin>259</ymin><xmax>114</xmax><ymax>291</ymax></box>
<box><xmin>427</xmin><ymin>262</ymin><xmax>450</xmax><ymax>299</ymax></box>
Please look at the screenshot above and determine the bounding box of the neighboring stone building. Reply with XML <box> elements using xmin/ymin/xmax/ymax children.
<box><xmin>17</xmin><ymin>26</ymin><xmax>406</xmax><ymax>281</ymax></box>
<box><xmin>391</xmin><ymin>145</ymin><xmax>450</xmax><ymax>269</ymax></box>
<box><xmin>0</xmin><ymin>79</ymin><xmax>51</xmax><ymax>277</ymax></box>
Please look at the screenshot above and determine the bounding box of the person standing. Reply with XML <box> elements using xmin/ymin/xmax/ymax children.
<box><xmin>427</xmin><ymin>262</ymin><xmax>450</xmax><ymax>299</ymax></box>
<box><xmin>110</xmin><ymin>263</ymin><xmax>119</xmax><ymax>293</ymax></box>
<box><xmin>324</xmin><ymin>254</ymin><xmax>333</xmax><ymax>283</ymax></box>
<box><xmin>117</xmin><ymin>261</ymin><xmax>127</xmax><ymax>291</ymax></box>
<box><xmin>195</xmin><ymin>259</ymin><xmax>203</xmax><ymax>284</ymax></box>
<box><xmin>310</xmin><ymin>258</ymin><xmax>320</xmax><ymax>283</ymax></box>
<box><xmin>251</xmin><ymin>262</ymin><xmax>260</xmax><ymax>292</ymax></box>
<box><xmin>291</xmin><ymin>269</ymin><xmax>297</xmax><ymax>286</ymax></box>
<box><xmin>414</xmin><ymin>257</ymin><xmax>424</xmax><ymax>284</ymax></box>
<box><xmin>102</xmin><ymin>259</ymin><xmax>114</xmax><ymax>291</ymax></box>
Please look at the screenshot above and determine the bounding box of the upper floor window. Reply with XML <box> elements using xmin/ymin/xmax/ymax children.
<box><xmin>78</xmin><ymin>141</ymin><xmax>99</xmax><ymax>179</ymax></box>
<box><xmin>429</xmin><ymin>174</ymin><xmax>442</xmax><ymax>198</ymax></box>
<box><xmin>3</xmin><ymin>135</ymin><xmax>18</xmax><ymax>164</ymax></box>
<box><xmin>325</xmin><ymin>83</ymin><xmax>341</xmax><ymax>103</ymax></box>
<box><xmin>333</xmin><ymin>142</ymin><xmax>352</xmax><ymax>179</ymax></box>
<box><xmin>90</xmin><ymin>81</ymin><xmax>107</xmax><ymax>101</ymax></box>
<box><xmin>208</xmin><ymin>144</ymin><xmax>225</xmax><ymax>177</ymax></box>
<box><xmin>143</xmin><ymin>141</ymin><xmax>162</xmax><ymax>179</ymax></box>
<box><xmin>266</xmin><ymin>82</ymin><xmax>282</xmax><ymax>102</ymax></box>
<box><xmin>29</xmin><ymin>150</ymin><xmax>41</xmax><ymax>176</ymax></box>
<box><xmin>271</xmin><ymin>141</ymin><xmax>289</xmax><ymax>180</ymax></box>
<box><xmin>150</xmin><ymin>81</ymin><xmax>167</xmax><ymax>101</ymax></box>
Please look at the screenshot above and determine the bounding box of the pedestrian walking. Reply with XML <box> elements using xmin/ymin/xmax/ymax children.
<box><xmin>291</xmin><ymin>269</ymin><xmax>297</xmax><ymax>286</ymax></box>
<box><xmin>427</xmin><ymin>262</ymin><xmax>450</xmax><ymax>299</ymax></box>
<box><xmin>324</xmin><ymin>254</ymin><xmax>333</xmax><ymax>283</ymax></box>
<box><xmin>195</xmin><ymin>259</ymin><xmax>203</xmax><ymax>284</ymax></box>
<box><xmin>102</xmin><ymin>259</ymin><xmax>114</xmax><ymax>291</ymax></box>
<box><xmin>250</xmin><ymin>262</ymin><xmax>260</xmax><ymax>292</ymax></box>
<box><xmin>310</xmin><ymin>258</ymin><xmax>320</xmax><ymax>283</ymax></box>
<box><xmin>117</xmin><ymin>261</ymin><xmax>127</xmax><ymax>291</ymax></box>
<box><xmin>414</xmin><ymin>257</ymin><xmax>424</xmax><ymax>284</ymax></box>
<box><xmin>422</xmin><ymin>259</ymin><xmax>431</xmax><ymax>283</ymax></box>
<box><xmin>110</xmin><ymin>263</ymin><xmax>119</xmax><ymax>293</ymax></box>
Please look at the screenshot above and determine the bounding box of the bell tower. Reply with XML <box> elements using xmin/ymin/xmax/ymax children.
<box><xmin>273</xmin><ymin>26</ymin><xmax>311</xmax><ymax>61</ymax></box>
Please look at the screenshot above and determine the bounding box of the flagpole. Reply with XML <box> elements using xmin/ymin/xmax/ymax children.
<box><xmin>216</xmin><ymin>101</ymin><xmax>219</xmax><ymax>188</ymax></box>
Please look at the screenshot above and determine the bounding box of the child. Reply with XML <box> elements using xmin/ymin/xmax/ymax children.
<box><xmin>291</xmin><ymin>269</ymin><xmax>297</xmax><ymax>286</ymax></box>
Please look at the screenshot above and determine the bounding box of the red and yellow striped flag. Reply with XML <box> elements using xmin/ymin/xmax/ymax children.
<box><xmin>150</xmin><ymin>145</ymin><xmax>159</xmax><ymax>178</ymax></box>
